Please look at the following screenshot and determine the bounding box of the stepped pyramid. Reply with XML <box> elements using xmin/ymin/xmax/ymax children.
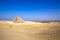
<box><xmin>13</xmin><ymin>16</ymin><xmax>24</xmax><ymax>23</ymax></box>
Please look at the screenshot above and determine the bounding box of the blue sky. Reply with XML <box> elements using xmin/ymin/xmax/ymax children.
<box><xmin>0</xmin><ymin>0</ymin><xmax>60</xmax><ymax>21</ymax></box>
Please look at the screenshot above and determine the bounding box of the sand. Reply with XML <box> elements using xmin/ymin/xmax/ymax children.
<box><xmin>0</xmin><ymin>21</ymin><xmax>60</xmax><ymax>40</ymax></box>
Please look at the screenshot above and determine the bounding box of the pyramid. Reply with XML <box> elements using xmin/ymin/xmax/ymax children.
<box><xmin>13</xmin><ymin>16</ymin><xmax>24</xmax><ymax>23</ymax></box>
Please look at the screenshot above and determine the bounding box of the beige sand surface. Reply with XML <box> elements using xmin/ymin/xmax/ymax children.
<box><xmin>0</xmin><ymin>21</ymin><xmax>60</xmax><ymax>40</ymax></box>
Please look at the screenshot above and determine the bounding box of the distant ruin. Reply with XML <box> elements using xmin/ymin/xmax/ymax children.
<box><xmin>13</xmin><ymin>16</ymin><xmax>24</xmax><ymax>23</ymax></box>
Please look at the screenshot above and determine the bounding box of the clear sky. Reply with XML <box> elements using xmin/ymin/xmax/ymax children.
<box><xmin>0</xmin><ymin>0</ymin><xmax>60</xmax><ymax>21</ymax></box>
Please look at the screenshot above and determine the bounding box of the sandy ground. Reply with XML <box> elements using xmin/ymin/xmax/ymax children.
<box><xmin>0</xmin><ymin>21</ymin><xmax>60</xmax><ymax>40</ymax></box>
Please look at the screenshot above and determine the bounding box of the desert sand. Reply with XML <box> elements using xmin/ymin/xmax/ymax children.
<box><xmin>0</xmin><ymin>20</ymin><xmax>60</xmax><ymax>40</ymax></box>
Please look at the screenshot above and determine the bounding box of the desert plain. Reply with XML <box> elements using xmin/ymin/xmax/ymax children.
<box><xmin>0</xmin><ymin>21</ymin><xmax>60</xmax><ymax>40</ymax></box>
